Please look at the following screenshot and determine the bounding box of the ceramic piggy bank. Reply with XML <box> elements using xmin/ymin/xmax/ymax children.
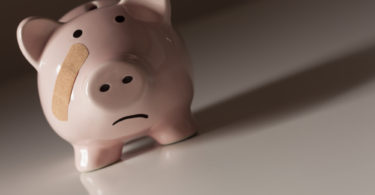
<box><xmin>17</xmin><ymin>0</ymin><xmax>196</xmax><ymax>172</ymax></box>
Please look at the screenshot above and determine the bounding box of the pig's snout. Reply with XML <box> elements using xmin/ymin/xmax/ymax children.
<box><xmin>86</xmin><ymin>61</ymin><xmax>147</xmax><ymax>110</ymax></box>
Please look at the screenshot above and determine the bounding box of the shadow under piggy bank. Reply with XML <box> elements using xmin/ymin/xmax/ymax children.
<box><xmin>194</xmin><ymin>44</ymin><xmax>375</xmax><ymax>136</ymax></box>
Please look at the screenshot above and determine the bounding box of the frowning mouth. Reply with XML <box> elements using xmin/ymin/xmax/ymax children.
<box><xmin>112</xmin><ymin>114</ymin><xmax>148</xmax><ymax>126</ymax></box>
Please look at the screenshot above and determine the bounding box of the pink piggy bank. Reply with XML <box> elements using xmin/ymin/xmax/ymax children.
<box><xmin>17</xmin><ymin>0</ymin><xmax>196</xmax><ymax>172</ymax></box>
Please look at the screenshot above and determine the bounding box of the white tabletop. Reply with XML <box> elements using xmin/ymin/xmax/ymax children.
<box><xmin>2</xmin><ymin>0</ymin><xmax>375</xmax><ymax>194</ymax></box>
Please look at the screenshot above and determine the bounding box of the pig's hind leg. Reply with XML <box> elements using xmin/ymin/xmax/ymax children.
<box><xmin>149</xmin><ymin>110</ymin><xmax>197</xmax><ymax>145</ymax></box>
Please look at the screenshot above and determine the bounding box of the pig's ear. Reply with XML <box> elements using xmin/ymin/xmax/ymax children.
<box><xmin>119</xmin><ymin>0</ymin><xmax>171</xmax><ymax>24</ymax></box>
<box><xmin>17</xmin><ymin>17</ymin><xmax>60</xmax><ymax>70</ymax></box>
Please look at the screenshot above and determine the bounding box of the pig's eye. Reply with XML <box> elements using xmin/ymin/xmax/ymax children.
<box><xmin>73</xmin><ymin>29</ymin><xmax>83</xmax><ymax>38</ymax></box>
<box><xmin>115</xmin><ymin>15</ymin><xmax>125</xmax><ymax>23</ymax></box>
<box><xmin>122</xmin><ymin>76</ymin><xmax>133</xmax><ymax>84</ymax></box>
<box><xmin>100</xmin><ymin>84</ymin><xmax>110</xmax><ymax>92</ymax></box>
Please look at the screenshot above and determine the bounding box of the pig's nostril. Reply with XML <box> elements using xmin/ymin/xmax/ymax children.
<box><xmin>100</xmin><ymin>84</ymin><xmax>110</xmax><ymax>92</ymax></box>
<box><xmin>122</xmin><ymin>76</ymin><xmax>133</xmax><ymax>84</ymax></box>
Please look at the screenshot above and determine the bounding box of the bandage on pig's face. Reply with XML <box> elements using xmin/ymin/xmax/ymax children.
<box><xmin>52</xmin><ymin>43</ymin><xmax>89</xmax><ymax>121</ymax></box>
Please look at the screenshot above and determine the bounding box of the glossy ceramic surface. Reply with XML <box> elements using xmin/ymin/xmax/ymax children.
<box><xmin>16</xmin><ymin>0</ymin><xmax>196</xmax><ymax>172</ymax></box>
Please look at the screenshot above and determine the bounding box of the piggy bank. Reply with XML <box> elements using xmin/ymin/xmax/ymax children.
<box><xmin>16</xmin><ymin>0</ymin><xmax>196</xmax><ymax>172</ymax></box>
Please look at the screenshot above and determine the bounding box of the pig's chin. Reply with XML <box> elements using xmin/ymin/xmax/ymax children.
<box><xmin>112</xmin><ymin>114</ymin><xmax>148</xmax><ymax>126</ymax></box>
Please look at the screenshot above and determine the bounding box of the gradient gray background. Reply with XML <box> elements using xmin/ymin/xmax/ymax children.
<box><xmin>2</xmin><ymin>0</ymin><xmax>375</xmax><ymax>194</ymax></box>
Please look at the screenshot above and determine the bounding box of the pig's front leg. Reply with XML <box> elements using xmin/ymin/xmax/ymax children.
<box><xmin>73</xmin><ymin>143</ymin><xmax>123</xmax><ymax>172</ymax></box>
<box><xmin>149</xmin><ymin>111</ymin><xmax>197</xmax><ymax>145</ymax></box>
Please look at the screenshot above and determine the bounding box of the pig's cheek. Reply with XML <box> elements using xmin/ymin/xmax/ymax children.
<box><xmin>85</xmin><ymin>63</ymin><xmax>147</xmax><ymax>111</ymax></box>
